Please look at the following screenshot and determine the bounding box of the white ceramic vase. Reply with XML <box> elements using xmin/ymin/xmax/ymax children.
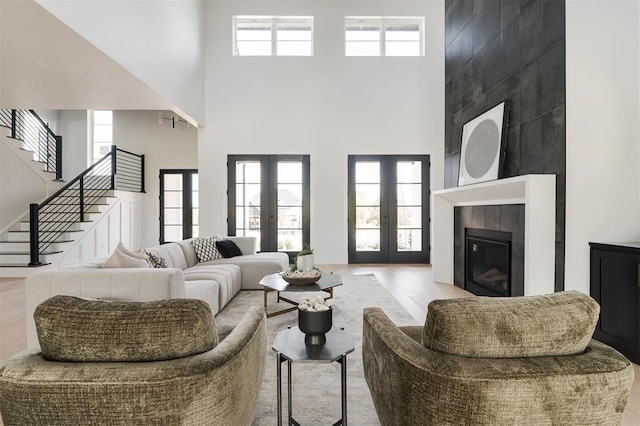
<box><xmin>296</xmin><ymin>254</ymin><xmax>314</xmax><ymax>271</ymax></box>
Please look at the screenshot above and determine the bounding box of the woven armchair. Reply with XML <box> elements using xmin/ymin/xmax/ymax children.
<box><xmin>0</xmin><ymin>296</ymin><xmax>267</xmax><ymax>425</ymax></box>
<box><xmin>363</xmin><ymin>291</ymin><xmax>634</xmax><ymax>425</ymax></box>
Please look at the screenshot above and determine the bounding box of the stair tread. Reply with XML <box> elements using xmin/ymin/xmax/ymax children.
<box><xmin>21</xmin><ymin>220</ymin><xmax>94</xmax><ymax>223</ymax></box>
<box><xmin>0</xmin><ymin>240</ymin><xmax>73</xmax><ymax>244</ymax></box>
<box><xmin>0</xmin><ymin>263</ymin><xmax>51</xmax><ymax>267</ymax></box>
<box><xmin>0</xmin><ymin>251</ymin><xmax>62</xmax><ymax>255</ymax></box>
<box><xmin>9</xmin><ymin>230</ymin><xmax>82</xmax><ymax>233</ymax></box>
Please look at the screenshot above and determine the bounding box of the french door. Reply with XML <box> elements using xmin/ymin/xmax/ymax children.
<box><xmin>159</xmin><ymin>169</ymin><xmax>199</xmax><ymax>244</ymax></box>
<box><xmin>227</xmin><ymin>155</ymin><xmax>310</xmax><ymax>261</ymax></box>
<box><xmin>348</xmin><ymin>155</ymin><xmax>430</xmax><ymax>263</ymax></box>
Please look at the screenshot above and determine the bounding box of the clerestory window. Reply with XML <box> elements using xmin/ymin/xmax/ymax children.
<box><xmin>233</xmin><ymin>16</ymin><xmax>314</xmax><ymax>56</ymax></box>
<box><xmin>345</xmin><ymin>17</ymin><xmax>424</xmax><ymax>57</ymax></box>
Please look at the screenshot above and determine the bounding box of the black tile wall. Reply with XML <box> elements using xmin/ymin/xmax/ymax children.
<box><xmin>445</xmin><ymin>0</ymin><xmax>566</xmax><ymax>292</ymax></box>
<box><xmin>454</xmin><ymin>205</ymin><xmax>525</xmax><ymax>297</ymax></box>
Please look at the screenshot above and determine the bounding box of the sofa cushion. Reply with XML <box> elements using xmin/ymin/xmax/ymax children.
<box><xmin>145</xmin><ymin>243</ymin><xmax>188</xmax><ymax>270</ymax></box>
<box><xmin>192</xmin><ymin>237</ymin><xmax>222</xmax><ymax>262</ymax></box>
<box><xmin>102</xmin><ymin>242</ymin><xmax>149</xmax><ymax>268</ymax></box>
<box><xmin>422</xmin><ymin>291</ymin><xmax>600</xmax><ymax>358</ymax></box>
<box><xmin>144</xmin><ymin>249</ymin><xmax>169</xmax><ymax>268</ymax></box>
<box><xmin>35</xmin><ymin>295</ymin><xmax>217</xmax><ymax>362</ymax></box>
<box><xmin>216</xmin><ymin>239</ymin><xmax>243</xmax><ymax>258</ymax></box>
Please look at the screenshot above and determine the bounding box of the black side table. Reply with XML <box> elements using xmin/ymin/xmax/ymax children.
<box><xmin>272</xmin><ymin>326</ymin><xmax>355</xmax><ymax>426</ymax></box>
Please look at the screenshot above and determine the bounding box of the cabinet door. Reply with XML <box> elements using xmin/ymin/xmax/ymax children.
<box><xmin>590</xmin><ymin>248</ymin><xmax>640</xmax><ymax>363</ymax></box>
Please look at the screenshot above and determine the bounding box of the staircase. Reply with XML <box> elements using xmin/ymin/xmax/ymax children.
<box><xmin>0</xmin><ymin>191</ymin><xmax>118</xmax><ymax>267</ymax></box>
<box><xmin>0</xmin><ymin>110</ymin><xmax>145</xmax><ymax>275</ymax></box>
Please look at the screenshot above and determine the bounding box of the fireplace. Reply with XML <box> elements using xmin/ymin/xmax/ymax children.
<box><xmin>465</xmin><ymin>228</ymin><xmax>512</xmax><ymax>297</ymax></box>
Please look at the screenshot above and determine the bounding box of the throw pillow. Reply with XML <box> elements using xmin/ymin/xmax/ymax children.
<box><xmin>35</xmin><ymin>296</ymin><xmax>217</xmax><ymax>362</ymax></box>
<box><xmin>144</xmin><ymin>250</ymin><xmax>169</xmax><ymax>268</ymax></box>
<box><xmin>191</xmin><ymin>237</ymin><xmax>222</xmax><ymax>263</ymax></box>
<box><xmin>102</xmin><ymin>242</ymin><xmax>149</xmax><ymax>268</ymax></box>
<box><xmin>215</xmin><ymin>239</ymin><xmax>243</xmax><ymax>258</ymax></box>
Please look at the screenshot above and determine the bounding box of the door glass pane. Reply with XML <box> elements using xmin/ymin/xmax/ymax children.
<box><xmin>397</xmin><ymin>161</ymin><xmax>421</xmax><ymax>183</ymax></box>
<box><xmin>278</xmin><ymin>184</ymin><xmax>302</xmax><ymax>206</ymax></box>
<box><xmin>356</xmin><ymin>229</ymin><xmax>380</xmax><ymax>251</ymax></box>
<box><xmin>397</xmin><ymin>229</ymin><xmax>422</xmax><ymax>251</ymax></box>
<box><xmin>278</xmin><ymin>162</ymin><xmax>302</xmax><ymax>183</ymax></box>
<box><xmin>164</xmin><ymin>174</ymin><xmax>182</xmax><ymax>191</ymax></box>
<box><xmin>278</xmin><ymin>230</ymin><xmax>302</xmax><ymax>251</ymax></box>
<box><xmin>355</xmin><ymin>206</ymin><xmax>380</xmax><ymax>228</ymax></box>
<box><xmin>397</xmin><ymin>184</ymin><xmax>421</xmax><ymax>206</ymax></box>
<box><xmin>356</xmin><ymin>162</ymin><xmax>380</xmax><ymax>183</ymax></box>
<box><xmin>164</xmin><ymin>192</ymin><xmax>182</xmax><ymax>207</ymax></box>
<box><xmin>236</xmin><ymin>161</ymin><xmax>261</xmax><ymax>183</ymax></box>
<box><xmin>277</xmin><ymin>161</ymin><xmax>303</xmax><ymax>252</ymax></box>
<box><xmin>164</xmin><ymin>225</ymin><xmax>182</xmax><ymax>242</ymax></box>
<box><xmin>355</xmin><ymin>160</ymin><xmax>381</xmax><ymax>252</ymax></box>
<box><xmin>278</xmin><ymin>206</ymin><xmax>302</xmax><ymax>228</ymax></box>
<box><xmin>236</xmin><ymin>183</ymin><xmax>261</xmax><ymax>205</ymax></box>
<box><xmin>235</xmin><ymin>161</ymin><xmax>261</xmax><ymax>246</ymax></box>
<box><xmin>397</xmin><ymin>206</ymin><xmax>422</xmax><ymax>228</ymax></box>
<box><xmin>192</xmin><ymin>207</ymin><xmax>199</xmax><ymax>238</ymax></box>
<box><xmin>161</xmin><ymin>171</ymin><xmax>197</xmax><ymax>244</ymax></box>
<box><xmin>355</xmin><ymin>184</ymin><xmax>380</xmax><ymax>205</ymax></box>
<box><xmin>164</xmin><ymin>208</ymin><xmax>182</xmax><ymax>225</ymax></box>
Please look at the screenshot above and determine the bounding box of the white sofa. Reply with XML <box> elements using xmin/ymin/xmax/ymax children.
<box><xmin>26</xmin><ymin>237</ymin><xmax>289</xmax><ymax>348</ymax></box>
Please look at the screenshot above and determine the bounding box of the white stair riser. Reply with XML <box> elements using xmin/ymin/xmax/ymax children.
<box><xmin>15</xmin><ymin>222</ymin><xmax>87</xmax><ymax>232</ymax></box>
<box><xmin>39</xmin><ymin>205</ymin><xmax>103</xmax><ymax>214</ymax></box>
<box><xmin>0</xmin><ymin>242</ymin><xmax>64</xmax><ymax>252</ymax></box>
<box><xmin>8</xmin><ymin>232</ymin><xmax>76</xmax><ymax>242</ymax></box>
<box><xmin>0</xmin><ymin>253</ymin><xmax>55</xmax><ymax>264</ymax></box>
<box><xmin>36</xmin><ymin>212</ymin><xmax>102</xmax><ymax>221</ymax></box>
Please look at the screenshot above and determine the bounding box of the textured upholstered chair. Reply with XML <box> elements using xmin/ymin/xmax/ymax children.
<box><xmin>0</xmin><ymin>296</ymin><xmax>266</xmax><ymax>425</ymax></box>
<box><xmin>363</xmin><ymin>291</ymin><xmax>634</xmax><ymax>426</ymax></box>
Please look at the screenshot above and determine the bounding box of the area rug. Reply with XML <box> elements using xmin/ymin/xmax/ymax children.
<box><xmin>214</xmin><ymin>274</ymin><xmax>419</xmax><ymax>426</ymax></box>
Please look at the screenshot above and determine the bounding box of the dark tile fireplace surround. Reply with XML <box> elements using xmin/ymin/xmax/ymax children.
<box><xmin>454</xmin><ymin>204</ymin><xmax>525</xmax><ymax>297</ymax></box>
<box><xmin>445</xmin><ymin>0</ymin><xmax>566</xmax><ymax>292</ymax></box>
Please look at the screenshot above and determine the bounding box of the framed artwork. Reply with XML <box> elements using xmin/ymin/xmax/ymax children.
<box><xmin>458</xmin><ymin>101</ymin><xmax>509</xmax><ymax>186</ymax></box>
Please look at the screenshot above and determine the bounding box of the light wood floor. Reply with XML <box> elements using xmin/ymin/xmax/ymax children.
<box><xmin>1</xmin><ymin>265</ymin><xmax>638</xmax><ymax>424</ymax></box>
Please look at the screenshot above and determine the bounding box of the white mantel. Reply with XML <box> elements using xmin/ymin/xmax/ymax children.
<box><xmin>432</xmin><ymin>174</ymin><xmax>556</xmax><ymax>296</ymax></box>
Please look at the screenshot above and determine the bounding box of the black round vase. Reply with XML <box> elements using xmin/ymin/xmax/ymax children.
<box><xmin>298</xmin><ymin>307</ymin><xmax>332</xmax><ymax>345</ymax></box>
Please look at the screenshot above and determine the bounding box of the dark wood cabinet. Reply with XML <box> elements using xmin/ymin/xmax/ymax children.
<box><xmin>590</xmin><ymin>242</ymin><xmax>640</xmax><ymax>364</ymax></box>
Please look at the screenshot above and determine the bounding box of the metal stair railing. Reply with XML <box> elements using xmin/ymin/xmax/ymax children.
<box><xmin>0</xmin><ymin>109</ymin><xmax>62</xmax><ymax>180</ymax></box>
<box><xmin>28</xmin><ymin>145</ymin><xmax>145</xmax><ymax>266</ymax></box>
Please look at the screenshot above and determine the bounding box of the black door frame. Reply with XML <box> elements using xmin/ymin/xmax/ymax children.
<box><xmin>227</xmin><ymin>155</ymin><xmax>310</xmax><ymax>261</ymax></box>
<box><xmin>347</xmin><ymin>155</ymin><xmax>430</xmax><ymax>264</ymax></box>
<box><xmin>159</xmin><ymin>169</ymin><xmax>198</xmax><ymax>244</ymax></box>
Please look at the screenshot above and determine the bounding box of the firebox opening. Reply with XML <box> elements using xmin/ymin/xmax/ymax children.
<box><xmin>465</xmin><ymin>228</ymin><xmax>512</xmax><ymax>297</ymax></box>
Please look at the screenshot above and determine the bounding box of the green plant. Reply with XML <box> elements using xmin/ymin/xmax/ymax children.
<box><xmin>291</xmin><ymin>244</ymin><xmax>314</xmax><ymax>270</ymax></box>
<box><xmin>297</xmin><ymin>244</ymin><xmax>314</xmax><ymax>257</ymax></box>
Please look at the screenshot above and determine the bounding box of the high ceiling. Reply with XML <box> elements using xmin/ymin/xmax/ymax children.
<box><xmin>0</xmin><ymin>0</ymin><xmax>178</xmax><ymax>114</ymax></box>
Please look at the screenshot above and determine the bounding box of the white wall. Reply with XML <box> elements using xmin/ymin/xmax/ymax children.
<box><xmin>565</xmin><ymin>0</ymin><xmax>640</xmax><ymax>293</ymax></box>
<box><xmin>36</xmin><ymin>0</ymin><xmax>205</xmax><ymax>125</ymax></box>
<box><xmin>112</xmin><ymin>110</ymin><xmax>198</xmax><ymax>248</ymax></box>
<box><xmin>199</xmin><ymin>0</ymin><xmax>445</xmax><ymax>264</ymax></box>
<box><xmin>58</xmin><ymin>110</ymin><xmax>89</xmax><ymax>180</ymax></box>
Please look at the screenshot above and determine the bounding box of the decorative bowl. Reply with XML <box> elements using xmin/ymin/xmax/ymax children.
<box><xmin>281</xmin><ymin>270</ymin><xmax>322</xmax><ymax>286</ymax></box>
<box><xmin>298</xmin><ymin>307</ymin><xmax>332</xmax><ymax>345</ymax></box>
